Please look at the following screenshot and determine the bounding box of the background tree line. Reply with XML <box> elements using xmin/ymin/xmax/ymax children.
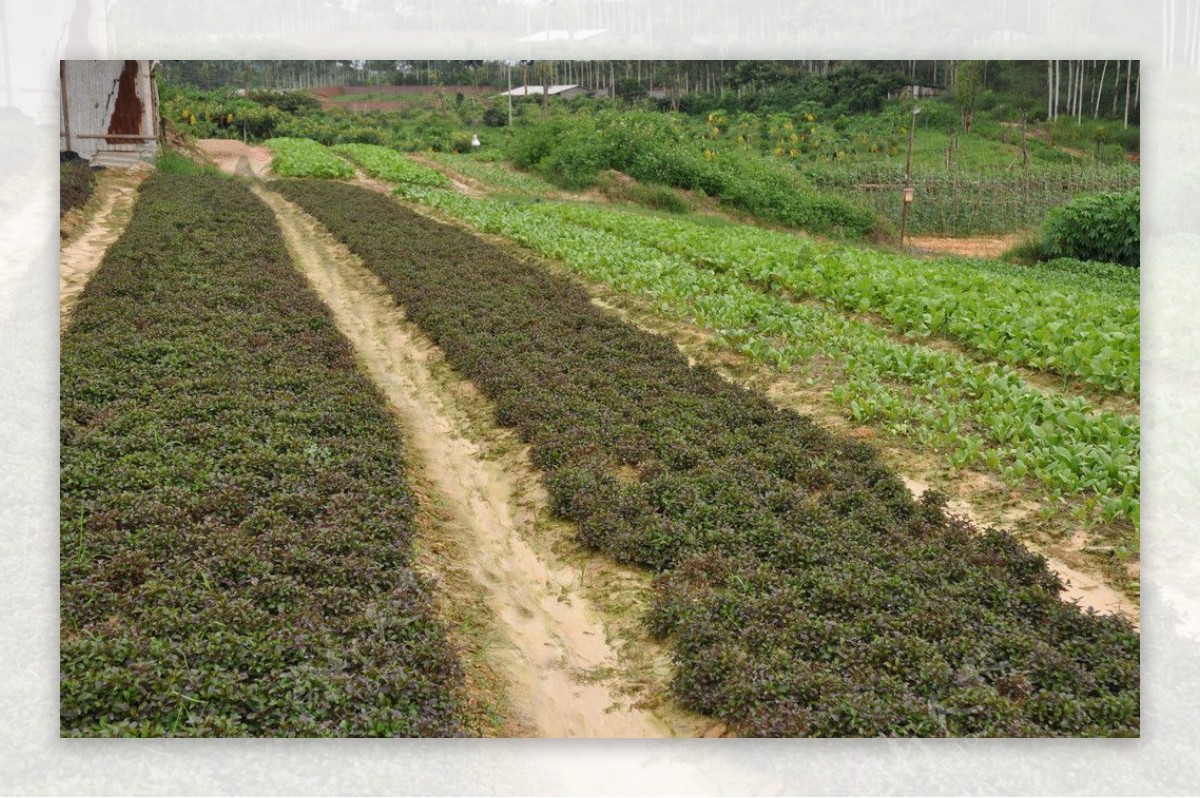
<box><xmin>157</xmin><ymin>60</ymin><xmax>1140</xmax><ymax>126</ymax></box>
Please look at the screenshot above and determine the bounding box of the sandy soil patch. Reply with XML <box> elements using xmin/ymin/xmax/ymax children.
<box><xmin>195</xmin><ymin>138</ymin><xmax>273</xmax><ymax>177</ymax></box>
<box><xmin>256</xmin><ymin>184</ymin><xmax>710</xmax><ymax>737</ymax></box>
<box><xmin>908</xmin><ymin>234</ymin><xmax>1022</xmax><ymax>259</ymax></box>
<box><xmin>59</xmin><ymin>166</ymin><xmax>151</xmax><ymax>332</ymax></box>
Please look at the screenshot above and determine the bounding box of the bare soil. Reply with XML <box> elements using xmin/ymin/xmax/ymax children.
<box><xmin>255</xmin><ymin>185</ymin><xmax>712</xmax><ymax>737</ymax></box>
<box><xmin>59</xmin><ymin>166</ymin><xmax>151</xmax><ymax>332</ymax></box>
<box><xmin>195</xmin><ymin>138</ymin><xmax>274</xmax><ymax>177</ymax></box>
<box><xmin>908</xmin><ymin>234</ymin><xmax>1022</xmax><ymax>259</ymax></box>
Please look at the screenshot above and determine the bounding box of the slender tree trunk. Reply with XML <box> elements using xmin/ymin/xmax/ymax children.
<box><xmin>1111</xmin><ymin>59</ymin><xmax>1121</xmax><ymax>114</ymax></box>
<box><xmin>1074</xmin><ymin>59</ymin><xmax>1080</xmax><ymax>118</ymax></box>
<box><xmin>1094</xmin><ymin>59</ymin><xmax>1107</xmax><ymax>117</ymax></box>
<box><xmin>1124</xmin><ymin>60</ymin><xmax>1132</xmax><ymax>127</ymax></box>
<box><xmin>1054</xmin><ymin>59</ymin><xmax>1061</xmax><ymax>119</ymax></box>
<box><xmin>1068</xmin><ymin>60</ymin><xmax>1075</xmax><ymax>117</ymax></box>
<box><xmin>1080</xmin><ymin>58</ymin><xmax>1089</xmax><ymax>121</ymax></box>
<box><xmin>1047</xmin><ymin>60</ymin><xmax>1054</xmax><ymax>119</ymax></box>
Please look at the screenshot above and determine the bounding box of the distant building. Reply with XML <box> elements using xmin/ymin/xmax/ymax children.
<box><xmin>893</xmin><ymin>83</ymin><xmax>946</xmax><ymax>100</ymax></box>
<box><xmin>60</xmin><ymin>60</ymin><xmax>160</xmax><ymax>167</ymax></box>
<box><xmin>497</xmin><ymin>84</ymin><xmax>591</xmax><ymax>100</ymax></box>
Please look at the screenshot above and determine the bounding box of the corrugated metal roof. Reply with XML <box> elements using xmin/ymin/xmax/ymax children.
<box><xmin>497</xmin><ymin>84</ymin><xmax>586</xmax><ymax>97</ymax></box>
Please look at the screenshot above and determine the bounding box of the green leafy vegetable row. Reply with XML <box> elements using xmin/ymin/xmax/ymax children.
<box><xmin>266</xmin><ymin>136</ymin><xmax>354</xmax><ymax>178</ymax></box>
<box><xmin>395</xmin><ymin>185</ymin><xmax>1139</xmax><ymax>527</ymax></box>
<box><xmin>61</xmin><ymin>174</ymin><xmax>466</xmax><ymax>737</ymax></box>
<box><xmin>276</xmin><ymin>178</ymin><xmax>1138</xmax><ymax>737</ymax></box>
<box><xmin>526</xmin><ymin>200</ymin><xmax>1140</xmax><ymax>395</ymax></box>
<box><xmin>423</xmin><ymin>151</ymin><xmax>560</xmax><ymax>194</ymax></box>
<box><xmin>332</xmin><ymin>143</ymin><xmax>450</xmax><ymax>187</ymax></box>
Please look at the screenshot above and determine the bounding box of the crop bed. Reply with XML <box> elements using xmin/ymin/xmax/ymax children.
<box><xmin>530</xmin><ymin>201</ymin><xmax>1139</xmax><ymax>396</ymax></box>
<box><xmin>276</xmin><ymin>179</ymin><xmax>1139</xmax><ymax>737</ymax></box>
<box><xmin>423</xmin><ymin>151</ymin><xmax>560</xmax><ymax>195</ymax></box>
<box><xmin>60</xmin><ymin>174</ymin><xmax>466</xmax><ymax>736</ymax></box>
<box><xmin>265</xmin><ymin>136</ymin><xmax>354</xmax><ymax>178</ymax></box>
<box><xmin>331</xmin><ymin>143</ymin><xmax>450</xmax><ymax>187</ymax></box>
<box><xmin>394</xmin><ymin>185</ymin><xmax>1140</xmax><ymax>529</ymax></box>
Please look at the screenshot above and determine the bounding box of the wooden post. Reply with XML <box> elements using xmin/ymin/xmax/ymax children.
<box><xmin>60</xmin><ymin>61</ymin><xmax>73</xmax><ymax>152</ymax></box>
<box><xmin>900</xmin><ymin>106</ymin><xmax>920</xmax><ymax>247</ymax></box>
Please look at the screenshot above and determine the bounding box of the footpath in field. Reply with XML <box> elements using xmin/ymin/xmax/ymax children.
<box><xmin>256</xmin><ymin>185</ymin><xmax>708</xmax><ymax>738</ymax></box>
<box><xmin>59</xmin><ymin>166</ymin><xmax>150</xmax><ymax>331</ymax></box>
<box><xmin>195</xmin><ymin>138</ymin><xmax>274</xmax><ymax>177</ymax></box>
<box><xmin>275</xmin><ymin>179</ymin><xmax>1138</xmax><ymax>737</ymax></box>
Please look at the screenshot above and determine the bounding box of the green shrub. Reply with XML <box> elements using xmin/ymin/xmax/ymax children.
<box><xmin>482</xmin><ymin>106</ymin><xmax>507</xmax><ymax>127</ymax></box>
<box><xmin>1042</xmin><ymin>189</ymin><xmax>1139</xmax><ymax>268</ymax></box>
<box><xmin>508</xmin><ymin>110</ymin><xmax>876</xmax><ymax>237</ymax></box>
<box><xmin>248</xmin><ymin>89</ymin><xmax>322</xmax><ymax>115</ymax></box>
<box><xmin>1094</xmin><ymin>142</ymin><xmax>1128</xmax><ymax>165</ymax></box>
<box><xmin>598</xmin><ymin>174</ymin><xmax>691</xmax><ymax>213</ymax></box>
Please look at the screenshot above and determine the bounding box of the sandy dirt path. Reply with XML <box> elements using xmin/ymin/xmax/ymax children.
<box><xmin>59</xmin><ymin>168</ymin><xmax>150</xmax><ymax>332</ymax></box>
<box><xmin>255</xmin><ymin>185</ymin><xmax>704</xmax><ymax>738</ymax></box>
<box><xmin>195</xmin><ymin>139</ymin><xmax>273</xmax><ymax>177</ymax></box>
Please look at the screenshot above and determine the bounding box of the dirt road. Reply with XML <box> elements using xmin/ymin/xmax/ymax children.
<box><xmin>195</xmin><ymin>139</ymin><xmax>273</xmax><ymax>177</ymax></box>
<box><xmin>59</xmin><ymin>167</ymin><xmax>150</xmax><ymax>331</ymax></box>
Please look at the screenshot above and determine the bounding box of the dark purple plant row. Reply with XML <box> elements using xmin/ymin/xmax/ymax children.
<box><xmin>60</xmin><ymin>174</ymin><xmax>467</xmax><ymax>737</ymax></box>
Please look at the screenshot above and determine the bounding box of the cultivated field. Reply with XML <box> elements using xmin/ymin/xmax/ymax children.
<box><xmin>61</xmin><ymin>89</ymin><xmax>1141</xmax><ymax>737</ymax></box>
